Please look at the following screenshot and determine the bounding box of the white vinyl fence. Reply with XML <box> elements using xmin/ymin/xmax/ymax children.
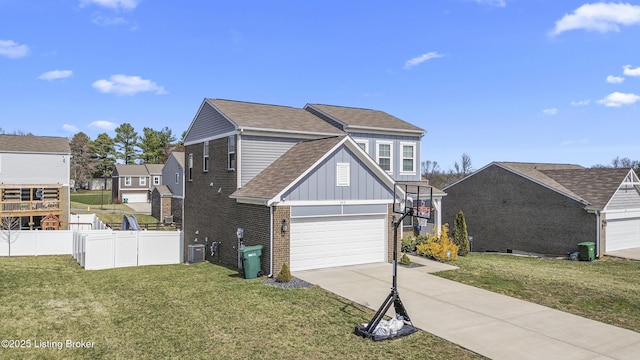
<box><xmin>1</xmin><ymin>229</ymin><xmax>183</xmax><ymax>271</ymax></box>
<box><xmin>73</xmin><ymin>230</ymin><xmax>184</xmax><ymax>270</ymax></box>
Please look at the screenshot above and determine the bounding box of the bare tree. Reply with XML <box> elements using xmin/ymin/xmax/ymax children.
<box><xmin>1</xmin><ymin>216</ymin><xmax>21</xmax><ymax>256</ymax></box>
<box><xmin>452</xmin><ymin>153</ymin><xmax>473</xmax><ymax>176</ymax></box>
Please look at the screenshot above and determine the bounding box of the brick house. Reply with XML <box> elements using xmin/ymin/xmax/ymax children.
<box><xmin>183</xmin><ymin>99</ymin><xmax>444</xmax><ymax>275</ymax></box>
<box><xmin>151</xmin><ymin>151</ymin><xmax>184</xmax><ymax>224</ymax></box>
<box><xmin>442</xmin><ymin>162</ymin><xmax>640</xmax><ymax>257</ymax></box>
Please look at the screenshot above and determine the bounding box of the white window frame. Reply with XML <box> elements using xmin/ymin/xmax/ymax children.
<box><xmin>228</xmin><ymin>136</ymin><xmax>236</xmax><ymax>170</ymax></box>
<box><xmin>139</xmin><ymin>176</ymin><xmax>147</xmax><ymax>186</ymax></box>
<box><xmin>153</xmin><ymin>176</ymin><xmax>160</xmax><ymax>185</ymax></box>
<box><xmin>203</xmin><ymin>141</ymin><xmax>209</xmax><ymax>172</ymax></box>
<box><xmin>354</xmin><ymin>139</ymin><xmax>369</xmax><ymax>154</ymax></box>
<box><xmin>124</xmin><ymin>177</ymin><xmax>132</xmax><ymax>186</ymax></box>
<box><xmin>336</xmin><ymin>163</ymin><xmax>350</xmax><ymax>187</ymax></box>
<box><xmin>188</xmin><ymin>153</ymin><xmax>193</xmax><ymax>182</ymax></box>
<box><xmin>376</xmin><ymin>141</ymin><xmax>393</xmax><ymax>174</ymax></box>
<box><xmin>400</xmin><ymin>142</ymin><xmax>417</xmax><ymax>175</ymax></box>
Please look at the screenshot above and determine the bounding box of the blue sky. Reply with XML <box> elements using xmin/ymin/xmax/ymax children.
<box><xmin>1</xmin><ymin>0</ymin><xmax>639</xmax><ymax>171</ymax></box>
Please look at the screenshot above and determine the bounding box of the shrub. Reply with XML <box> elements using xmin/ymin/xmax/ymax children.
<box><xmin>276</xmin><ymin>263</ymin><xmax>292</xmax><ymax>283</ymax></box>
<box><xmin>416</xmin><ymin>224</ymin><xmax>459</xmax><ymax>262</ymax></box>
<box><xmin>401</xmin><ymin>235</ymin><xmax>417</xmax><ymax>253</ymax></box>
<box><xmin>400</xmin><ymin>253</ymin><xmax>411</xmax><ymax>265</ymax></box>
<box><xmin>453</xmin><ymin>210</ymin><xmax>470</xmax><ymax>256</ymax></box>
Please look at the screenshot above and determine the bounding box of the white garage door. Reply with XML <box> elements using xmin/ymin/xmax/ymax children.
<box><xmin>606</xmin><ymin>216</ymin><xmax>640</xmax><ymax>252</ymax></box>
<box><xmin>290</xmin><ymin>215</ymin><xmax>386</xmax><ymax>271</ymax></box>
<box><xmin>123</xmin><ymin>193</ymin><xmax>147</xmax><ymax>203</ymax></box>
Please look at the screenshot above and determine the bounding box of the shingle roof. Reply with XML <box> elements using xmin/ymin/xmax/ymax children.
<box><xmin>231</xmin><ymin>136</ymin><xmax>345</xmax><ymax>200</ymax></box>
<box><xmin>305</xmin><ymin>104</ymin><xmax>424</xmax><ymax>134</ymax></box>
<box><xmin>496</xmin><ymin>162</ymin><xmax>630</xmax><ymax>208</ymax></box>
<box><xmin>114</xmin><ymin>164</ymin><xmax>149</xmax><ymax>176</ymax></box>
<box><xmin>540</xmin><ymin>168</ymin><xmax>632</xmax><ymax>208</ymax></box>
<box><xmin>153</xmin><ymin>185</ymin><xmax>172</xmax><ymax>196</ymax></box>
<box><xmin>0</xmin><ymin>134</ymin><xmax>70</xmax><ymax>153</ymax></box>
<box><xmin>145</xmin><ymin>164</ymin><xmax>164</xmax><ymax>175</ymax></box>
<box><xmin>207</xmin><ymin>99</ymin><xmax>344</xmax><ymax>135</ymax></box>
<box><xmin>169</xmin><ymin>151</ymin><xmax>184</xmax><ymax>168</ymax></box>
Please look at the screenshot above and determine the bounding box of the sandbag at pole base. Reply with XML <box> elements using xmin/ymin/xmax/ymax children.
<box><xmin>354</xmin><ymin>323</ymin><xmax>418</xmax><ymax>342</ymax></box>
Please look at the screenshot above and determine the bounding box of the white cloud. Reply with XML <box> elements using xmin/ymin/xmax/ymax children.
<box><xmin>597</xmin><ymin>92</ymin><xmax>640</xmax><ymax>107</ymax></box>
<box><xmin>92</xmin><ymin>15</ymin><xmax>127</xmax><ymax>26</ymax></box>
<box><xmin>474</xmin><ymin>0</ymin><xmax>506</xmax><ymax>7</ymax></box>
<box><xmin>79</xmin><ymin>0</ymin><xmax>139</xmax><ymax>11</ymax></box>
<box><xmin>62</xmin><ymin>124</ymin><xmax>79</xmax><ymax>133</ymax></box>
<box><xmin>570</xmin><ymin>99</ymin><xmax>590</xmax><ymax>106</ymax></box>
<box><xmin>0</xmin><ymin>39</ymin><xmax>29</xmax><ymax>58</ymax></box>
<box><xmin>89</xmin><ymin>120</ymin><xmax>118</xmax><ymax>131</ymax></box>
<box><xmin>38</xmin><ymin>70</ymin><xmax>73</xmax><ymax>81</ymax></box>
<box><xmin>403</xmin><ymin>52</ymin><xmax>444</xmax><ymax>70</ymax></box>
<box><xmin>606</xmin><ymin>75</ymin><xmax>625</xmax><ymax>84</ymax></box>
<box><xmin>623</xmin><ymin>64</ymin><xmax>640</xmax><ymax>77</ymax></box>
<box><xmin>542</xmin><ymin>108</ymin><xmax>558</xmax><ymax>116</ymax></box>
<box><xmin>550</xmin><ymin>2</ymin><xmax>640</xmax><ymax>36</ymax></box>
<box><xmin>92</xmin><ymin>74</ymin><xmax>166</xmax><ymax>95</ymax></box>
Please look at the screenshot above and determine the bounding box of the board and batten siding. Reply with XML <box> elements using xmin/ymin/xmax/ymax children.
<box><xmin>0</xmin><ymin>153</ymin><xmax>69</xmax><ymax>185</ymax></box>
<box><xmin>282</xmin><ymin>147</ymin><xmax>393</xmax><ymax>202</ymax></box>
<box><xmin>184</xmin><ymin>102</ymin><xmax>236</xmax><ymax>144</ymax></box>
<box><xmin>240</xmin><ymin>135</ymin><xmax>302</xmax><ymax>187</ymax></box>
<box><xmin>350</xmin><ymin>132</ymin><xmax>421</xmax><ymax>182</ymax></box>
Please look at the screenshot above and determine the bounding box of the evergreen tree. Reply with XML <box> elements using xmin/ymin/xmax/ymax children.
<box><xmin>92</xmin><ymin>133</ymin><xmax>116</xmax><ymax>180</ymax></box>
<box><xmin>453</xmin><ymin>210</ymin><xmax>470</xmax><ymax>256</ymax></box>
<box><xmin>69</xmin><ymin>132</ymin><xmax>95</xmax><ymax>189</ymax></box>
<box><xmin>139</xmin><ymin>126</ymin><xmax>177</xmax><ymax>164</ymax></box>
<box><xmin>114</xmin><ymin>123</ymin><xmax>139</xmax><ymax>164</ymax></box>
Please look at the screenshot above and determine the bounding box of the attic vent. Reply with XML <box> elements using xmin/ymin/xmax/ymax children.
<box><xmin>337</xmin><ymin>163</ymin><xmax>350</xmax><ymax>187</ymax></box>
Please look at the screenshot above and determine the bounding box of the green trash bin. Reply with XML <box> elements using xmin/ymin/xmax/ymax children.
<box><xmin>578</xmin><ymin>242</ymin><xmax>595</xmax><ymax>261</ymax></box>
<box><xmin>240</xmin><ymin>245</ymin><xmax>263</xmax><ymax>279</ymax></box>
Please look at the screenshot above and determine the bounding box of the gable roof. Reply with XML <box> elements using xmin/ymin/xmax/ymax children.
<box><xmin>305</xmin><ymin>104</ymin><xmax>424</xmax><ymax>135</ymax></box>
<box><xmin>168</xmin><ymin>151</ymin><xmax>185</xmax><ymax>168</ymax></box>
<box><xmin>447</xmin><ymin>161</ymin><xmax>633</xmax><ymax>209</ymax></box>
<box><xmin>0</xmin><ymin>134</ymin><xmax>70</xmax><ymax>153</ymax></box>
<box><xmin>230</xmin><ymin>136</ymin><xmax>345</xmax><ymax>202</ymax></box>
<box><xmin>539</xmin><ymin>168</ymin><xmax>633</xmax><ymax>209</ymax></box>
<box><xmin>145</xmin><ymin>164</ymin><xmax>164</xmax><ymax>175</ymax></box>
<box><xmin>114</xmin><ymin>164</ymin><xmax>148</xmax><ymax>176</ymax></box>
<box><xmin>206</xmin><ymin>99</ymin><xmax>344</xmax><ymax>135</ymax></box>
<box><xmin>230</xmin><ymin>135</ymin><xmax>397</xmax><ymax>205</ymax></box>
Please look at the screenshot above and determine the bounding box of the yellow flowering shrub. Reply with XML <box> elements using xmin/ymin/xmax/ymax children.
<box><xmin>416</xmin><ymin>224</ymin><xmax>459</xmax><ymax>262</ymax></box>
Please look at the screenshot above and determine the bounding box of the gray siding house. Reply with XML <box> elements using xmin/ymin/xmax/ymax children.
<box><xmin>112</xmin><ymin>164</ymin><xmax>163</xmax><ymax>204</ymax></box>
<box><xmin>151</xmin><ymin>151</ymin><xmax>185</xmax><ymax>224</ymax></box>
<box><xmin>0</xmin><ymin>134</ymin><xmax>71</xmax><ymax>230</ymax></box>
<box><xmin>442</xmin><ymin>162</ymin><xmax>640</xmax><ymax>257</ymax></box>
<box><xmin>183</xmin><ymin>98</ymin><xmax>443</xmax><ymax>275</ymax></box>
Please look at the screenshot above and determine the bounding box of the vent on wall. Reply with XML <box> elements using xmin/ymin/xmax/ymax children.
<box><xmin>188</xmin><ymin>244</ymin><xmax>205</xmax><ymax>263</ymax></box>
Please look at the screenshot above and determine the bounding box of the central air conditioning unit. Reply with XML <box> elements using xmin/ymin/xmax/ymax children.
<box><xmin>164</xmin><ymin>215</ymin><xmax>174</xmax><ymax>224</ymax></box>
<box><xmin>188</xmin><ymin>244</ymin><xmax>205</xmax><ymax>263</ymax></box>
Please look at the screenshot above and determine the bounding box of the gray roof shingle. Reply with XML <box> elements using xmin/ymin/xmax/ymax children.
<box><xmin>207</xmin><ymin>99</ymin><xmax>344</xmax><ymax>135</ymax></box>
<box><xmin>0</xmin><ymin>134</ymin><xmax>70</xmax><ymax>153</ymax></box>
<box><xmin>231</xmin><ymin>136</ymin><xmax>345</xmax><ymax>200</ymax></box>
<box><xmin>497</xmin><ymin>162</ymin><xmax>631</xmax><ymax>208</ymax></box>
<box><xmin>306</xmin><ymin>104</ymin><xmax>425</xmax><ymax>134</ymax></box>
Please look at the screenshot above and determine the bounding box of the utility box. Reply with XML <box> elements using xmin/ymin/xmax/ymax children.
<box><xmin>578</xmin><ymin>242</ymin><xmax>595</xmax><ymax>261</ymax></box>
<box><xmin>240</xmin><ymin>245</ymin><xmax>263</xmax><ymax>279</ymax></box>
<box><xmin>188</xmin><ymin>244</ymin><xmax>205</xmax><ymax>263</ymax></box>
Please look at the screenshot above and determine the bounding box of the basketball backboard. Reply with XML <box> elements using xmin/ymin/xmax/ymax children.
<box><xmin>393</xmin><ymin>183</ymin><xmax>432</xmax><ymax>220</ymax></box>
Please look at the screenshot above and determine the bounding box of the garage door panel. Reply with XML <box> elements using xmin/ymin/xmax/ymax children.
<box><xmin>290</xmin><ymin>215</ymin><xmax>386</xmax><ymax>271</ymax></box>
<box><xmin>606</xmin><ymin>217</ymin><xmax>640</xmax><ymax>252</ymax></box>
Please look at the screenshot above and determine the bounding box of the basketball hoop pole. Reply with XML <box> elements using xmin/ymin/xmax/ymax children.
<box><xmin>360</xmin><ymin>208</ymin><xmax>415</xmax><ymax>336</ymax></box>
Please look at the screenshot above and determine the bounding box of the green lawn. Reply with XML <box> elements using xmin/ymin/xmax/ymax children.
<box><xmin>0</xmin><ymin>256</ymin><xmax>484</xmax><ymax>360</ymax></box>
<box><xmin>434</xmin><ymin>253</ymin><xmax>640</xmax><ymax>333</ymax></box>
<box><xmin>70</xmin><ymin>190</ymin><xmax>112</xmax><ymax>206</ymax></box>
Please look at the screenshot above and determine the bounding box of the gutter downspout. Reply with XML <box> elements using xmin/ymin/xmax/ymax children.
<box><xmin>595</xmin><ymin>210</ymin><xmax>601</xmax><ymax>258</ymax></box>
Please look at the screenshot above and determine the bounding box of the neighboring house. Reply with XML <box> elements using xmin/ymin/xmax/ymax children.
<box><xmin>151</xmin><ymin>151</ymin><xmax>185</xmax><ymax>224</ymax></box>
<box><xmin>183</xmin><ymin>98</ymin><xmax>444</xmax><ymax>275</ymax></box>
<box><xmin>442</xmin><ymin>162</ymin><xmax>640</xmax><ymax>257</ymax></box>
<box><xmin>112</xmin><ymin>164</ymin><xmax>163</xmax><ymax>204</ymax></box>
<box><xmin>0</xmin><ymin>134</ymin><xmax>71</xmax><ymax>230</ymax></box>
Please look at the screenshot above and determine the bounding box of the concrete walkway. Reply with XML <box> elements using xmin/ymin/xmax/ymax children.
<box><xmin>294</xmin><ymin>255</ymin><xmax>640</xmax><ymax>360</ymax></box>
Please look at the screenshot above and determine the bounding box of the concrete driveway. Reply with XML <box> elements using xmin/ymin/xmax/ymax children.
<box><xmin>294</xmin><ymin>255</ymin><xmax>640</xmax><ymax>360</ymax></box>
<box><xmin>125</xmin><ymin>202</ymin><xmax>151</xmax><ymax>215</ymax></box>
<box><xmin>605</xmin><ymin>247</ymin><xmax>640</xmax><ymax>261</ymax></box>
